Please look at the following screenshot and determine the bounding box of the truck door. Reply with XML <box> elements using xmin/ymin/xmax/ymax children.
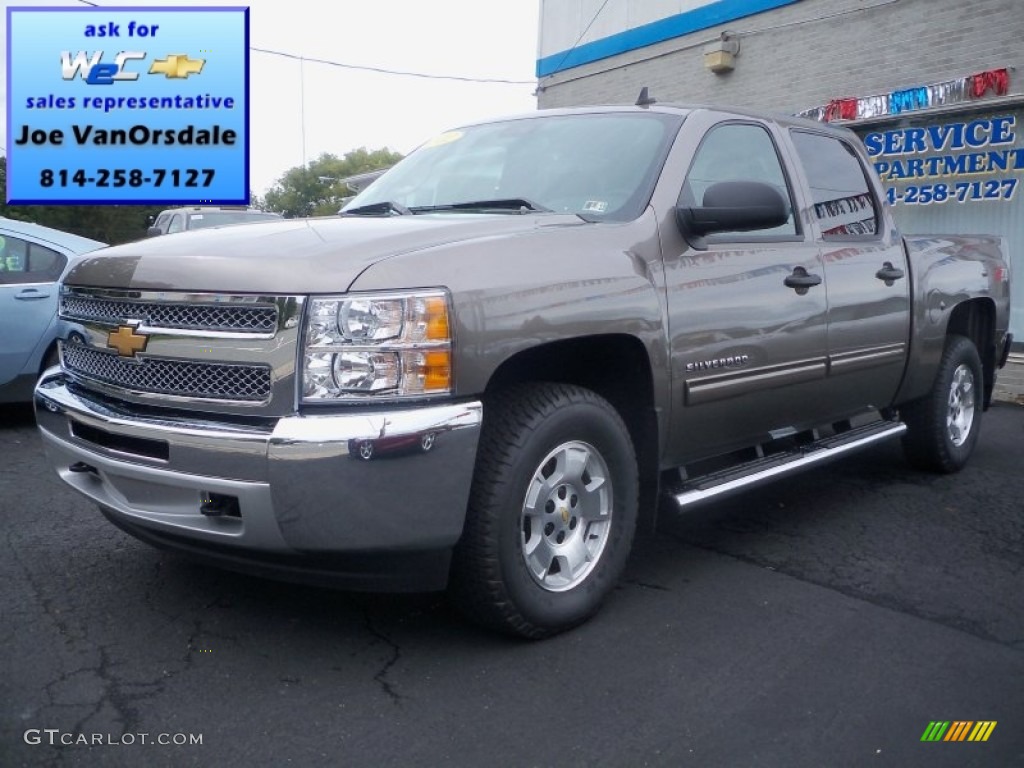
<box><xmin>787</xmin><ymin>130</ymin><xmax>910</xmax><ymax>416</ymax></box>
<box><xmin>662</xmin><ymin>118</ymin><xmax>832</xmax><ymax>463</ymax></box>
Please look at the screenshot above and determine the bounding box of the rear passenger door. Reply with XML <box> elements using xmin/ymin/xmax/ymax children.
<box><xmin>0</xmin><ymin>233</ymin><xmax>67</xmax><ymax>385</ymax></box>
<box><xmin>663</xmin><ymin>116</ymin><xmax>832</xmax><ymax>463</ymax></box>
<box><xmin>788</xmin><ymin>130</ymin><xmax>910</xmax><ymax>415</ymax></box>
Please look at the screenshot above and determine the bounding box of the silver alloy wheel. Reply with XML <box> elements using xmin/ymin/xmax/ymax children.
<box><xmin>520</xmin><ymin>440</ymin><xmax>613</xmax><ymax>592</ymax></box>
<box><xmin>358</xmin><ymin>441</ymin><xmax>374</xmax><ymax>460</ymax></box>
<box><xmin>420</xmin><ymin>432</ymin><xmax>435</xmax><ymax>451</ymax></box>
<box><xmin>947</xmin><ymin>363</ymin><xmax>976</xmax><ymax>447</ymax></box>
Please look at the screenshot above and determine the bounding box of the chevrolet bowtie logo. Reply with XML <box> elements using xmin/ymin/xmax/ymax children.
<box><xmin>149</xmin><ymin>54</ymin><xmax>205</xmax><ymax>79</ymax></box>
<box><xmin>107</xmin><ymin>325</ymin><xmax>148</xmax><ymax>358</ymax></box>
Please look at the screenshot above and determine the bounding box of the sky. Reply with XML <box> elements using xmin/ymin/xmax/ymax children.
<box><xmin>0</xmin><ymin>0</ymin><xmax>542</xmax><ymax>196</ymax></box>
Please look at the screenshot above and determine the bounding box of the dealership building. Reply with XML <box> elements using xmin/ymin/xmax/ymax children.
<box><xmin>536</xmin><ymin>0</ymin><xmax>1024</xmax><ymax>400</ymax></box>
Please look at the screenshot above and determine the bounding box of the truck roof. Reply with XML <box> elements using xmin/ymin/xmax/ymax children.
<box><xmin>462</xmin><ymin>102</ymin><xmax>853</xmax><ymax>137</ymax></box>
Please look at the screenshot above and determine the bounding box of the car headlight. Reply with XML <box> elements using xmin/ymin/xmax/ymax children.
<box><xmin>302</xmin><ymin>290</ymin><xmax>452</xmax><ymax>401</ymax></box>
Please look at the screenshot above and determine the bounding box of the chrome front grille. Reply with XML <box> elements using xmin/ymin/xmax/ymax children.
<box><xmin>61</xmin><ymin>295</ymin><xmax>278</xmax><ymax>333</ymax></box>
<box><xmin>63</xmin><ymin>344</ymin><xmax>273</xmax><ymax>402</ymax></box>
<box><xmin>58</xmin><ymin>287</ymin><xmax>303</xmax><ymax>414</ymax></box>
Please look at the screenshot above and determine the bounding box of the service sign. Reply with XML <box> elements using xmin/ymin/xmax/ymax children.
<box><xmin>6</xmin><ymin>6</ymin><xmax>248</xmax><ymax>204</ymax></box>
<box><xmin>863</xmin><ymin>115</ymin><xmax>1024</xmax><ymax>207</ymax></box>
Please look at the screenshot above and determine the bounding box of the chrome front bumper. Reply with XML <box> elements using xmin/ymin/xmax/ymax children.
<box><xmin>35</xmin><ymin>372</ymin><xmax>482</xmax><ymax>582</ymax></box>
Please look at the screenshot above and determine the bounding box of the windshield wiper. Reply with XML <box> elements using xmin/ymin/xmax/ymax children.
<box><xmin>340</xmin><ymin>200</ymin><xmax>411</xmax><ymax>216</ymax></box>
<box><xmin>410</xmin><ymin>198</ymin><xmax>552</xmax><ymax>214</ymax></box>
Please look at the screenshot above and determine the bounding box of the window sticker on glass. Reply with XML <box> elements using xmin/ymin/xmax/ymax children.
<box><xmin>582</xmin><ymin>200</ymin><xmax>608</xmax><ymax>213</ymax></box>
<box><xmin>423</xmin><ymin>131</ymin><xmax>464</xmax><ymax>148</ymax></box>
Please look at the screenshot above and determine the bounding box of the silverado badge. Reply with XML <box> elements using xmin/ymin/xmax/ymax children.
<box><xmin>107</xmin><ymin>325</ymin><xmax>148</xmax><ymax>358</ymax></box>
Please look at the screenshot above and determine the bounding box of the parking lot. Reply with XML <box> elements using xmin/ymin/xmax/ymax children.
<box><xmin>2</xmin><ymin>401</ymin><xmax>1022</xmax><ymax>767</ymax></box>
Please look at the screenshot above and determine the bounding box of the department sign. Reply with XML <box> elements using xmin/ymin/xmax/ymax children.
<box><xmin>862</xmin><ymin>115</ymin><xmax>1024</xmax><ymax>207</ymax></box>
<box><xmin>6</xmin><ymin>6</ymin><xmax>249</xmax><ymax>204</ymax></box>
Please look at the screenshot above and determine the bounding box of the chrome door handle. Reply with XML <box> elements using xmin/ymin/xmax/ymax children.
<box><xmin>875</xmin><ymin>262</ymin><xmax>905</xmax><ymax>284</ymax></box>
<box><xmin>15</xmin><ymin>289</ymin><xmax>50</xmax><ymax>300</ymax></box>
<box><xmin>783</xmin><ymin>267</ymin><xmax>822</xmax><ymax>293</ymax></box>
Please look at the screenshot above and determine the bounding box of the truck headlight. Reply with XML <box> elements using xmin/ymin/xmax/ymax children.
<box><xmin>302</xmin><ymin>290</ymin><xmax>452</xmax><ymax>401</ymax></box>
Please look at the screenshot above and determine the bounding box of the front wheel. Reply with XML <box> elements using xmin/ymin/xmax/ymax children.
<box><xmin>901</xmin><ymin>334</ymin><xmax>983</xmax><ymax>473</ymax></box>
<box><xmin>450</xmin><ymin>383</ymin><xmax>638</xmax><ymax>639</ymax></box>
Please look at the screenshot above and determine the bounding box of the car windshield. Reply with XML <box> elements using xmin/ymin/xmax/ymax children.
<box><xmin>186</xmin><ymin>212</ymin><xmax>280</xmax><ymax>230</ymax></box>
<box><xmin>343</xmin><ymin>112</ymin><xmax>682</xmax><ymax>222</ymax></box>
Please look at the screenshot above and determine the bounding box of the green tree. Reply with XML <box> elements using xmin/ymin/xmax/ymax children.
<box><xmin>0</xmin><ymin>156</ymin><xmax>166</xmax><ymax>245</ymax></box>
<box><xmin>264</xmin><ymin>147</ymin><xmax>402</xmax><ymax>218</ymax></box>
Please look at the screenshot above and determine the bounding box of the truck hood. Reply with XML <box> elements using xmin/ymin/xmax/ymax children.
<box><xmin>65</xmin><ymin>214</ymin><xmax>587</xmax><ymax>294</ymax></box>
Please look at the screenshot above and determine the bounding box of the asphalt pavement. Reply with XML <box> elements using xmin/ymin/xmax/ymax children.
<box><xmin>1</xmin><ymin>401</ymin><xmax>1022</xmax><ymax>767</ymax></box>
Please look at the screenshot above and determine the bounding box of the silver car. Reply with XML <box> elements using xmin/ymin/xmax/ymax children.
<box><xmin>0</xmin><ymin>218</ymin><xmax>106</xmax><ymax>403</ymax></box>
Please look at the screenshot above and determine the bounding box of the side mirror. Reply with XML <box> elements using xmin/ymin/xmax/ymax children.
<box><xmin>146</xmin><ymin>226</ymin><xmax>163</xmax><ymax>237</ymax></box>
<box><xmin>676</xmin><ymin>180</ymin><xmax>789</xmax><ymax>237</ymax></box>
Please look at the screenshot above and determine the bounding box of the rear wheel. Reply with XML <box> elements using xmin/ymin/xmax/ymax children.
<box><xmin>450</xmin><ymin>383</ymin><xmax>638</xmax><ymax>639</ymax></box>
<box><xmin>901</xmin><ymin>334</ymin><xmax>983</xmax><ymax>473</ymax></box>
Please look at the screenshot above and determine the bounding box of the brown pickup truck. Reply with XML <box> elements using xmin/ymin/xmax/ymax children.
<box><xmin>36</xmin><ymin>102</ymin><xmax>1012</xmax><ymax>638</ymax></box>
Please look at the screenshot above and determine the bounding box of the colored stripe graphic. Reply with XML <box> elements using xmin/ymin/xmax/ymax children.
<box><xmin>944</xmin><ymin>721</ymin><xmax>972</xmax><ymax>741</ymax></box>
<box><xmin>968</xmin><ymin>722</ymin><xmax>997</xmax><ymax>742</ymax></box>
<box><xmin>921</xmin><ymin>720</ymin><xmax>996</xmax><ymax>742</ymax></box>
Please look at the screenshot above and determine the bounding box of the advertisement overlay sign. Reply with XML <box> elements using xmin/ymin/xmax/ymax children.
<box><xmin>6</xmin><ymin>6</ymin><xmax>249</xmax><ymax>204</ymax></box>
<box><xmin>863</xmin><ymin>115</ymin><xmax>1024</xmax><ymax>207</ymax></box>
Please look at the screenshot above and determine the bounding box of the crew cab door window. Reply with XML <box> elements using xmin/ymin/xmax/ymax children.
<box><xmin>167</xmin><ymin>214</ymin><xmax>185</xmax><ymax>234</ymax></box>
<box><xmin>682</xmin><ymin>123</ymin><xmax>798</xmax><ymax>237</ymax></box>
<box><xmin>790</xmin><ymin>131</ymin><xmax>878</xmax><ymax>237</ymax></box>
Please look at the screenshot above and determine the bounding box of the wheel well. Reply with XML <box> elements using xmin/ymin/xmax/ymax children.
<box><xmin>485</xmin><ymin>335</ymin><xmax>660</xmax><ymax>527</ymax></box>
<box><xmin>946</xmin><ymin>298</ymin><xmax>996</xmax><ymax>408</ymax></box>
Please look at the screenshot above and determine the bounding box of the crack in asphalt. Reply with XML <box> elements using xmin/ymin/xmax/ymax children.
<box><xmin>48</xmin><ymin>645</ymin><xmax>165</xmax><ymax>762</ymax></box>
<box><xmin>4</xmin><ymin>529</ymin><xmax>86</xmax><ymax>645</ymax></box>
<box><xmin>621</xmin><ymin>578</ymin><xmax>672</xmax><ymax>592</ymax></box>
<box><xmin>362</xmin><ymin>610</ymin><xmax>405</xmax><ymax>705</ymax></box>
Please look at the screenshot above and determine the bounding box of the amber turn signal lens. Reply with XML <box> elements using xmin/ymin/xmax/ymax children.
<box><xmin>424</xmin><ymin>297</ymin><xmax>450</xmax><ymax>341</ymax></box>
<box><xmin>423</xmin><ymin>350</ymin><xmax>451</xmax><ymax>391</ymax></box>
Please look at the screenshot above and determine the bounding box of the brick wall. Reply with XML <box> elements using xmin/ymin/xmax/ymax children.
<box><xmin>537</xmin><ymin>0</ymin><xmax>1024</xmax><ymax>115</ymax></box>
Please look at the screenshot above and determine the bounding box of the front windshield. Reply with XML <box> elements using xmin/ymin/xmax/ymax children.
<box><xmin>344</xmin><ymin>112</ymin><xmax>682</xmax><ymax>221</ymax></box>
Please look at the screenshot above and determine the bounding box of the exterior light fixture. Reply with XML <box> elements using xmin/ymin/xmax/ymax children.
<box><xmin>704</xmin><ymin>33</ymin><xmax>740</xmax><ymax>74</ymax></box>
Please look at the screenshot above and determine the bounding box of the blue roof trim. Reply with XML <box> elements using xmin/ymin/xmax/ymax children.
<box><xmin>537</xmin><ymin>0</ymin><xmax>801</xmax><ymax>77</ymax></box>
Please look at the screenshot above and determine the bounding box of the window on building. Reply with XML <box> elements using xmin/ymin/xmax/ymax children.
<box><xmin>680</xmin><ymin>122</ymin><xmax>798</xmax><ymax>236</ymax></box>
<box><xmin>791</xmin><ymin>131</ymin><xmax>878</xmax><ymax>238</ymax></box>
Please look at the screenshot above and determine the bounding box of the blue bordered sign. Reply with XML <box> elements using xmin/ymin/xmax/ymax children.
<box><xmin>6</xmin><ymin>6</ymin><xmax>249</xmax><ymax>204</ymax></box>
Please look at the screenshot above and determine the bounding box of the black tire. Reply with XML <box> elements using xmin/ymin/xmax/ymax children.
<box><xmin>901</xmin><ymin>334</ymin><xmax>983</xmax><ymax>473</ymax></box>
<box><xmin>450</xmin><ymin>383</ymin><xmax>638</xmax><ymax>639</ymax></box>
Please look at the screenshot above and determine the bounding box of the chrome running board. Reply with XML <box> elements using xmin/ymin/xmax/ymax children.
<box><xmin>670</xmin><ymin>421</ymin><xmax>906</xmax><ymax>510</ymax></box>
